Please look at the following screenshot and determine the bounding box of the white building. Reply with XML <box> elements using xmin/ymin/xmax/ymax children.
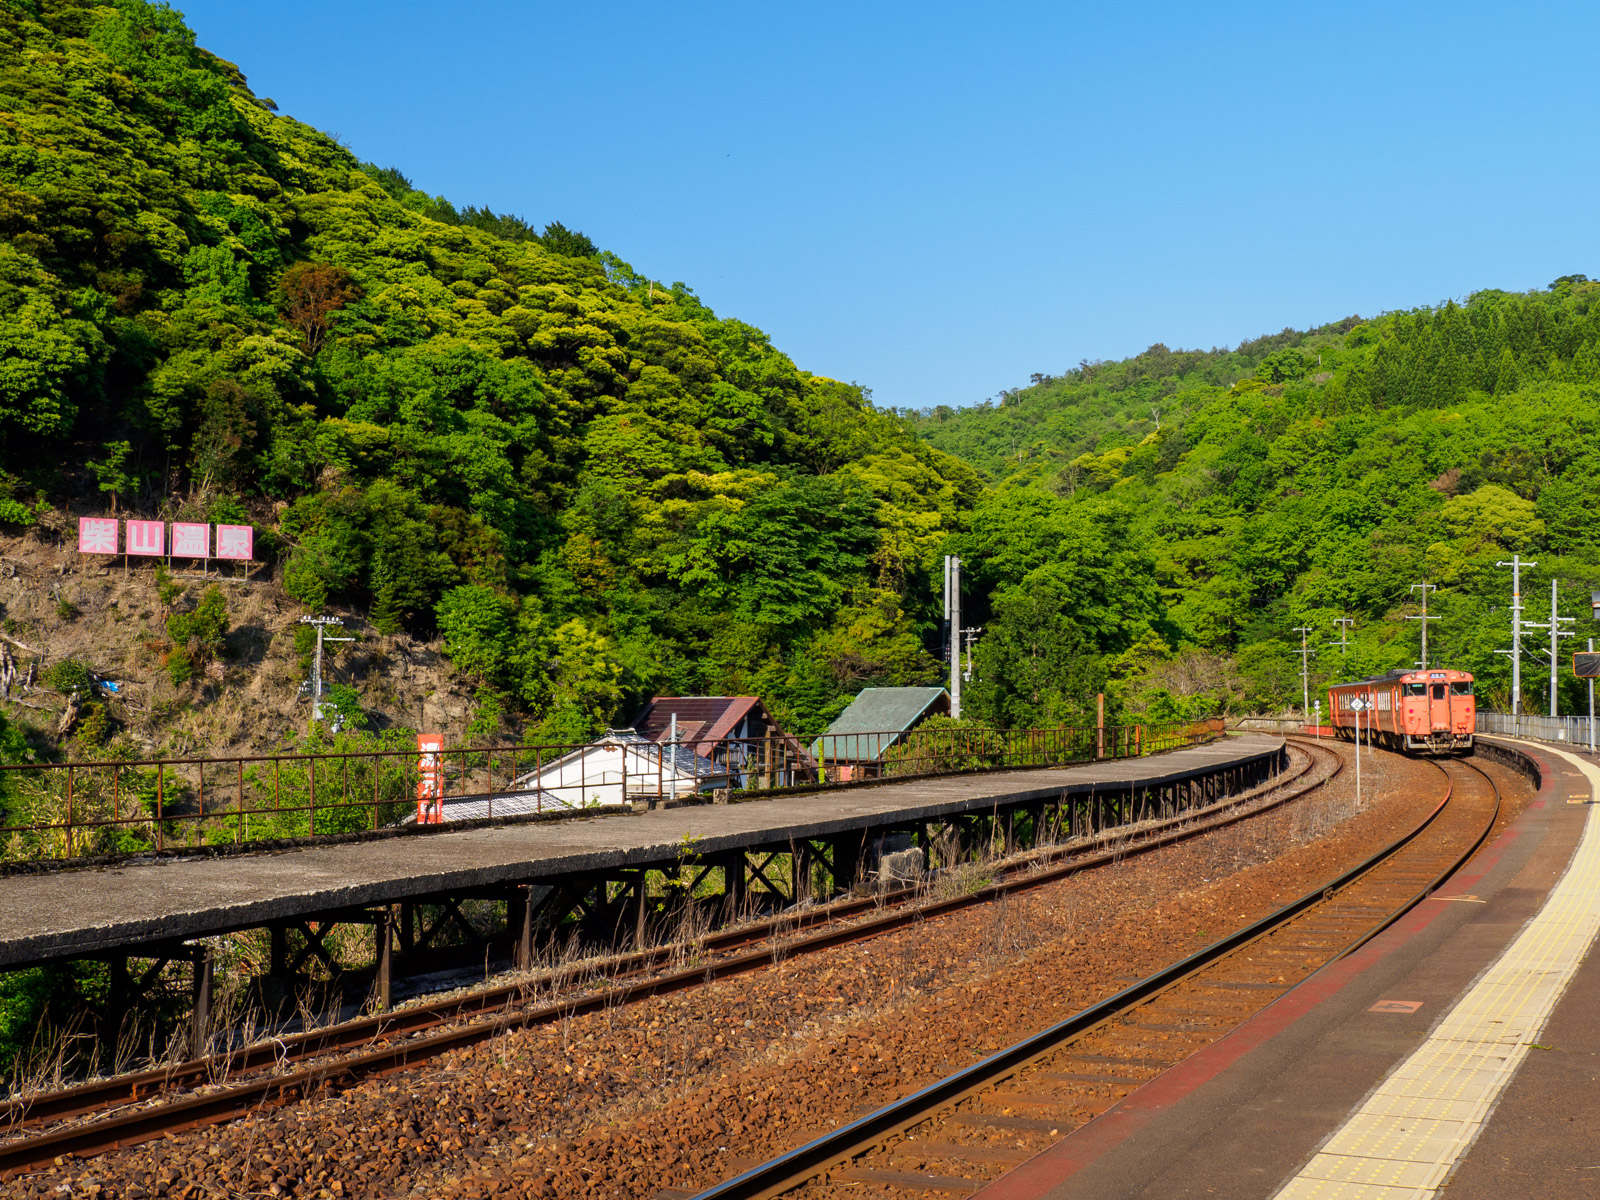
<box><xmin>401</xmin><ymin>728</ymin><xmax>733</xmax><ymax>825</ymax></box>
<box><xmin>505</xmin><ymin>728</ymin><xmax>729</xmax><ymax>809</ymax></box>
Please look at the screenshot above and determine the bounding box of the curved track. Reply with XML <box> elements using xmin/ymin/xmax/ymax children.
<box><xmin>0</xmin><ymin>741</ymin><xmax>1335</xmax><ymax>1178</ymax></box>
<box><xmin>691</xmin><ymin>748</ymin><xmax>1501</xmax><ymax>1200</ymax></box>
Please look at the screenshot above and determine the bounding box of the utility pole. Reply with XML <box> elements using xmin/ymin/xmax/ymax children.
<box><xmin>944</xmin><ymin>555</ymin><xmax>962</xmax><ymax>720</ymax></box>
<box><xmin>1520</xmin><ymin>579</ymin><xmax>1573</xmax><ymax>718</ymax></box>
<box><xmin>1293</xmin><ymin>626</ymin><xmax>1314</xmax><ymax>717</ymax></box>
<box><xmin>962</xmin><ymin>625</ymin><xmax>983</xmax><ymax>683</ymax></box>
<box><xmin>1329</xmin><ymin>616</ymin><xmax>1354</xmax><ymax>655</ymax></box>
<box><xmin>1496</xmin><ymin>555</ymin><xmax>1536</xmax><ymax>717</ymax></box>
<box><xmin>299</xmin><ymin>615</ymin><xmax>354</xmax><ymax>730</ymax></box>
<box><xmin>1589</xmin><ymin>637</ymin><xmax>1595</xmax><ymax>754</ymax></box>
<box><xmin>1544</xmin><ymin>580</ymin><xmax>1574</xmax><ymax>717</ymax></box>
<box><xmin>1406</xmin><ymin>583</ymin><xmax>1439</xmax><ymax>669</ymax></box>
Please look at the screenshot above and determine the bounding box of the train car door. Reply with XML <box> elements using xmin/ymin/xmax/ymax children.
<box><xmin>1429</xmin><ymin>677</ymin><xmax>1450</xmax><ymax>730</ymax></box>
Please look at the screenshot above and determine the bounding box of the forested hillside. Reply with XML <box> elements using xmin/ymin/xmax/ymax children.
<box><xmin>910</xmin><ymin>279</ymin><xmax>1600</xmax><ymax>721</ymax></box>
<box><xmin>3</xmin><ymin>0</ymin><xmax>1598</xmax><ymax>766</ymax></box>
<box><xmin>0</xmin><ymin>0</ymin><xmax>978</xmax><ymax>750</ymax></box>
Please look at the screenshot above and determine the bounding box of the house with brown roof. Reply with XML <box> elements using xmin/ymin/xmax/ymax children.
<box><xmin>630</xmin><ymin>696</ymin><xmax>814</xmax><ymax>789</ymax></box>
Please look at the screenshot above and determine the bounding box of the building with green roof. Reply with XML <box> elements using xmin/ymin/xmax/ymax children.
<box><xmin>810</xmin><ymin>686</ymin><xmax>951</xmax><ymax>779</ymax></box>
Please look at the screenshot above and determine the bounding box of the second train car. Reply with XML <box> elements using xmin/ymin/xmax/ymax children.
<box><xmin>1327</xmin><ymin>668</ymin><xmax>1475</xmax><ymax>755</ymax></box>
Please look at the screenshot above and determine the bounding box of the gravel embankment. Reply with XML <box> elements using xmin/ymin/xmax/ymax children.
<box><xmin>27</xmin><ymin>746</ymin><xmax>1526</xmax><ymax>1200</ymax></box>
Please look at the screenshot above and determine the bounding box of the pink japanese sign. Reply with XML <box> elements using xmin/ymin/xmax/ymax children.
<box><xmin>171</xmin><ymin>522</ymin><xmax>209</xmax><ymax>558</ymax></box>
<box><xmin>125</xmin><ymin>520</ymin><xmax>165</xmax><ymax>557</ymax></box>
<box><xmin>215</xmin><ymin>524</ymin><xmax>253</xmax><ymax>561</ymax></box>
<box><xmin>416</xmin><ymin>734</ymin><xmax>445</xmax><ymax>824</ymax></box>
<box><xmin>77</xmin><ymin>518</ymin><xmax>118</xmax><ymax>555</ymax></box>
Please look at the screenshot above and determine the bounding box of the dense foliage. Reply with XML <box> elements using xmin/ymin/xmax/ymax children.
<box><xmin>911</xmin><ymin>277</ymin><xmax>1600</xmax><ymax>719</ymax></box>
<box><xmin>0</xmin><ymin>0</ymin><xmax>977</xmax><ymax>738</ymax></box>
<box><xmin>6</xmin><ymin>0</ymin><xmax>1600</xmax><ymax>749</ymax></box>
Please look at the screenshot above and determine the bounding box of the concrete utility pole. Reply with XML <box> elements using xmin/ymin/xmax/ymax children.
<box><xmin>299</xmin><ymin>615</ymin><xmax>354</xmax><ymax>729</ymax></box>
<box><xmin>1496</xmin><ymin>555</ymin><xmax>1536</xmax><ymax>717</ymax></box>
<box><xmin>1293</xmin><ymin>626</ymin><xmax>1314</xmax><ymax>717</ymax></box>
<box><xmin>944</xmin><ymin>555</ymin><xmax>962</xmax><ymax>720</ymax></box>
<box><xmin>1589</xmin><ymin>638</ymin><xmax>1595</xmax><ymax>753</ymax></box>
<box><xmin>1545</xmin><ymin>580</ymin><xmax>1574</xmax><ymax>717</ymax></box>
<box><xmin>1406</xmin><ymin>583</ymin><xmax>1439</xmax><ymax>670</ymax></box>
<box><xmin>1519</xmin><ymin>579</ymin><xmax>1573</xmax><ymax>717</ymax></box>
<box><xmin>1329</xmin><ymin>616</ymin><xmax>1355</xmax><ymax>655</ymax></box>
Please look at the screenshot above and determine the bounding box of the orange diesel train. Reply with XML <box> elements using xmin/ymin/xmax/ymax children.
<box><xmin>1328</xmin><ymin>668</ymin><xmax>1475</xmax><ymax>755</ymax></box>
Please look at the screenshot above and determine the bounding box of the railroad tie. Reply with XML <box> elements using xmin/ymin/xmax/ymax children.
<box><xmin>836</xmin><ymin>1168</ymin><xmax>981</xmax><ymax>1193</ymax></box>
<box><xmin>984</xmin><ymin>1090</ymin><xmax>1081</xmax><ymax>1108</ymax></box>
<box><xmin>949</xmin><ymin>1112</ymin><xmax>1061</xmax><ymax>1132</ymax></box>
<box><xmin>890</xmin><ymin>1141</ymin><xmax>1031</xmax><ymax>1165</ymax></box>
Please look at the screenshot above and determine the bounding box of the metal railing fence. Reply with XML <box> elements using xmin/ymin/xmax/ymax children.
<box><xmin>1477</xmin><ymin>712</ymin><xmax>1599</xmax><ymax>750</ymax></box>
<box><xmin>0</xmin><ymin>719</ymin><xmax>1223</xmax><ymax>865</ymax></box>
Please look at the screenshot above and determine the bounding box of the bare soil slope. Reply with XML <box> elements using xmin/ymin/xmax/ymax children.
<box><xmin>0</xmin><ymin>515</ymin><xmax>480</xmax><ymax>758</ymax></box>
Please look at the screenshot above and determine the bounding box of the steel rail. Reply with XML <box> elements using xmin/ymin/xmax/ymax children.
<box><xmin>3</xmin><ymin>740</ymin><xmax>1323</xmax><ymax>1133</ymax></box>
<box><xmin>0</xmin><ymin>739</ymin><xmax>1333</xmax><ymax>1178</ymax></box>
<box><xmin>689</xmin><ymin>745</ymin><xmax>1501</xmax><ymax>1200</ymax></box>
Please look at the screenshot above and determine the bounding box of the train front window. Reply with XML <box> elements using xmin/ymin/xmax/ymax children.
<box><xmin>1431</xmin><ymin>684</ymin><xmax>1446</xmax><ymax>700</ymax></box>
<box><xmin>1451</xmin><ymin>681</ymin><xmax>1473</xmax><ymax>696</ymax></box>
<box><xmin>1404</xmin><ymin>683</ymin><xmax>1427</xmax><ymax>697</ymax></box>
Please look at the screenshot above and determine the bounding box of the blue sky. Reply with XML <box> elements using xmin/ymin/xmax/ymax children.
<box><xmin>177</xmin><ymin>1</ymin><xmax>1598</xmax><ymax>411</ymax></box>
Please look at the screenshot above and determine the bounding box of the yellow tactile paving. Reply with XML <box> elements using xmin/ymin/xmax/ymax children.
<box><xmin>1273</xmin><ymin>742</ymin><xmax>1600</xmax><ymax>1200</ymax></box>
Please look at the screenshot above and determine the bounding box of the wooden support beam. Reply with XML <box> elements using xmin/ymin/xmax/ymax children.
<box><xmin>374</xmin><ymin>909</ymin><xmax>393</xmax><ymax>1012</ymax></box>
<box><xmin>720</xmin><ymin>852</ymin><xmax>747</xmax><ymax>921</ymax></box>
<box><xmin>830</xmin><ymin>832</ymin><xmax>861</xmax><ymax>895</ymax></box>
<box><xmin>514</xmin><ymin>886</ymin><xmax>536</xmax><ymax>970</ymax></box>
<box><xmin>190</xmin><ymin>944</ymin><xmax>212</xmax><ymax>1058</ymax></box>
<box><xmin>270</xmin><ymin>924</ymin><xmax>288</xmax><ymax>976</ymax></box>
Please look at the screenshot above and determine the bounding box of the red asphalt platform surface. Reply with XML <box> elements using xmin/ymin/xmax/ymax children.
<box><xmin>974</xmin><ymin>738</ymin><xmax>1600</xmax><ymax>1200</ymax></box>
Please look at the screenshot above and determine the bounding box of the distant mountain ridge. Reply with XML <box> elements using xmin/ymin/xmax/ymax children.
<box><xmin>908</xmin><ymin>276</ymin><xmax>1600</xmax><ymax>721</ymax></box>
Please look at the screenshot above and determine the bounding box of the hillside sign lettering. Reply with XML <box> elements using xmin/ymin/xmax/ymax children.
<box><xmin>76</xmin><ymin>518</ymin><xmax>254</xmax><ymax>561</ymax></box>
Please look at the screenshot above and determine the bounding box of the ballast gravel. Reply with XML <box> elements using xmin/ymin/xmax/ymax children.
<box><xmin>24</xmin><ymin>746</ymin><xmax>1528</xmax><ymax>1200</ymax></box>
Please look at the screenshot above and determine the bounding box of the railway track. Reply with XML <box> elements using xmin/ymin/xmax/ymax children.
<box><xmin>0</xmin><ymin>738</ymin><xmax>1336</xmax><ymax>1180</ymax></box>
<box><xmin>691</xmin><ymin>749</ymin><xmax>1501</xmax><ymax>1200</ymax></box>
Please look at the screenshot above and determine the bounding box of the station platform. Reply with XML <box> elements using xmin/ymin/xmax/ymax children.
<box><xmin>0</xmin><ymin>734</ymin><xmax>1283</xmax><ymax>971</ymax></box>
<box><xmin>977</xmin><ymin>735</ymin><xmax>1600</xmax><ymax>1200</ymax></box>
